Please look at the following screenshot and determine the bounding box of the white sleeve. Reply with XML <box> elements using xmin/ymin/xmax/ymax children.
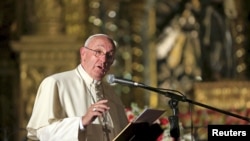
<box><xmin>79</xmin><ymin>117</ymin><xmax>85</xmax><ymax>131</ymax></box>
<box><xmin>37</xmin><ymin>117</ymin><xmax>81</xmax><ymax>141</ymax></box>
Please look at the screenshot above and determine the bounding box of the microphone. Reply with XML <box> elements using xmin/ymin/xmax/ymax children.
<box><xmin>106</xmin><ymin>74</ymin><xmax>186</xmax><ymax>102</ymax></box>
<box><xmin>106</xmin><ymin>74</ymin><xmax>145</xmax><ymax>87</ymax></box>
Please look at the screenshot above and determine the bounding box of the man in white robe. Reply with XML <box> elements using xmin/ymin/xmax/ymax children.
<box><xmin>26</xmin><ymin>34</ymin><xmax>129</xmax><ymax>141</ymax></box>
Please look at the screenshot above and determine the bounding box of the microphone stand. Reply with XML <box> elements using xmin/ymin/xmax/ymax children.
<box><xmin>139</xmin><ymin>84</ymin><xmax>250</xmax><ymax>122</ymax></box>
<box><xmin>168</xmin><ymin>99</ymin><xmax>180</xmax><ymax>141</ymax></box>
<box><xmin>134</xmin><ymin>84</ymin><xmax>250</xmax><ymax>139</ymax></box>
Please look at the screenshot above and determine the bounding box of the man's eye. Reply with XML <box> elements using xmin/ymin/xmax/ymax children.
<box><xmin>107</xmin><ymin>53</ymin><xmax>114</xmax><ymax>57</ymax></box>
<box><xmin>96</xmin><ymin>50</ymin><xmax>103</xmax><ymax>55</ymax></box>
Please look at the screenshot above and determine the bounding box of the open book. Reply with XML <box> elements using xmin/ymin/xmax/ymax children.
<box><xmin>113</xmin><ymin>108</ymin><xmax>166</xmax><ymax>141</ymax></box>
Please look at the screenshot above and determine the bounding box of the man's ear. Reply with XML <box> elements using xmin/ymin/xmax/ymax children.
<box><xmin>80</xmin><ymin>47</ymin><xmax>85</xmax><ymax>55</ymax></box>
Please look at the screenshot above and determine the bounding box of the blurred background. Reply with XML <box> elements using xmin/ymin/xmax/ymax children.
<box><xmin>1</xmin><ymin>0</ymin><xmax>250</xmax><ymax>140</ymax></box>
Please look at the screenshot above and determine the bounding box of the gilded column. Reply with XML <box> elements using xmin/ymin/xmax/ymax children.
<box><xmin>34</xmin><ymin>0</ymin><xmax>64</xmax><ymax>35</ymax></box>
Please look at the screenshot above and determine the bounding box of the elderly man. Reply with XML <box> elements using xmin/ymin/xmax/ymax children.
<box><xmin>27</xmin><ymin>34</ymin><xmax>128</xmax><ymax>141</ymax></box>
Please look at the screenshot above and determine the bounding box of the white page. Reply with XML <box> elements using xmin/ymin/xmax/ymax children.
<box><xmin>133</xmin><ymin>108</ymin><xmax>166</xmax><ymax>124</ymax></box>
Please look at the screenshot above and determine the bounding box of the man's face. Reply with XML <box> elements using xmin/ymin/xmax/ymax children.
<box><xmin>80</xmin><ymin>36</ymin><xmax>115</xmax><ymax>80</ymax></box>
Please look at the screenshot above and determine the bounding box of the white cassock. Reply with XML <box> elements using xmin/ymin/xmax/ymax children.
<box><xmin>26</xmin><ymin>64</ymin><xmax>128</xmax><ymax>141</ymax></box>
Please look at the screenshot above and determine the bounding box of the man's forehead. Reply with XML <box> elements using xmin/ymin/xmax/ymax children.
<box><xmin>94</xmin><ymin>45</ymin><xmax>115</xmax><ymax>52</ymax></box>
<box><xmin>90</xmin><ymin>39</ymin><xmax>115</xmax><ymax>49</ymax></box>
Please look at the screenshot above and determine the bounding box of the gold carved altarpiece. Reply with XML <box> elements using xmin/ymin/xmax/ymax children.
<box><xmin>8</xmin><ymin>0</ymin><xmax>250</xmax><ymax>141</ymax></box>
<box><xmin>194</xmin><ymin>81</ymin><xmax>250</xmax><ymax>110</ymax></box>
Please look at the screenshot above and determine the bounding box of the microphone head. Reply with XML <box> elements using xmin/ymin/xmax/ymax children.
<box><xmin>106</xmin><ymin>74</ymin><xmax>116</xmax><ymax>85</ymax></box>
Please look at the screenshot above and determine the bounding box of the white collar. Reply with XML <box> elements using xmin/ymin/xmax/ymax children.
<box><xmin>77</xmin><ymin>64</ymin><xmax>101</xmax><ymax>86</ymax></box>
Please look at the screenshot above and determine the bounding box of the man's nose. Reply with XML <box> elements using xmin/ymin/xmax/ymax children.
<box><xmin>99</xmin><ymin>54</ymin><xmax>108</xmax><ymax>61</ymax></box>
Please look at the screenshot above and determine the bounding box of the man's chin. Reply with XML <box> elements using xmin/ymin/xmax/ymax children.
<box><xmin>94</xmin><ymin>73</ymin><xmax>105</xmax><ymax>80</ymax></box>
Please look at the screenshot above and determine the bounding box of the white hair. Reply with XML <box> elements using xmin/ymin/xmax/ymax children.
<box><xmin>83</xmin><ymin>34</ymin><xmax>117</xmax><ymax>48</ymax></box>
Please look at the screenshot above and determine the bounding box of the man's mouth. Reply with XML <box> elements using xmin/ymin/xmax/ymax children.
<box><xmin>97</xmin><ymin>65</ymin><xmax>106</xmax><ymax>73</ymax></box>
